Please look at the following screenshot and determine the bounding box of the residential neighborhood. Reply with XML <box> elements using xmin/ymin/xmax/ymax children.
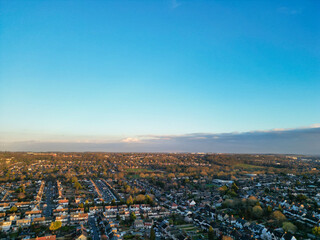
<box><xmin>1</xmin><ymin>152</ymin><xmax>320</xmax><ymax>239</ymax></box>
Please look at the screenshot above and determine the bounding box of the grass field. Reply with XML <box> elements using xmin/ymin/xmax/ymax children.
<box><xmin>234</xmin><ymin>163</ymin><xmax>264</xmax><ymax>170</ymax></box>
<box><xmin>125</xmin><ymin>168</ymin><xmax>153</xmax><ymax>172</ymax></box>
<box><xmin>177</xmin><ymin>224</ymin><xmax>205</xmax><ymax>240</ymax></box>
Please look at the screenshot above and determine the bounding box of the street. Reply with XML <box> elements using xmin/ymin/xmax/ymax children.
<box><xmin>89</xmin><ymin>216</ymin><xmax>100</xmax><ymax>240</ymax></box>
<box><xmin>44</xmin><ymin>181</ymin><xmax>54</xmax><ymax>217</ymax></box>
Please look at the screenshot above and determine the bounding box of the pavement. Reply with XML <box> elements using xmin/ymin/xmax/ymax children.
<box><xmin>44</xmin><ymin>181</ymin><xmax>54</xmax><ymax>217</ymax></box>
<box><xmin>89</xmin><ymin>216</ymin><xmax>100</xmax><ymax>240</ymax></box>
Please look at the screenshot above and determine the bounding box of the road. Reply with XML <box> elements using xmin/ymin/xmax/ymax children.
<box><xmin>44</xmin><ymin>181</ymin><xmax>54</xmax><ymax>217</ymax></box>
<box><xmin>89</xmin><ymin>216</ymin><xmax>100</xmax><ymax>240</ymax></box>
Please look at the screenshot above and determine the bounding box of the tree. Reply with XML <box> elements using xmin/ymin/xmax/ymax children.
<box><xmin>312</xmin><ymin>226</ymin><xmax>320</xmax><ymax>236</ymax></box>
<box><xmin>16</xmin><ymin>185</ymin><xmax>25</xmax><ymax>193</ymax></box>
<box><xmin>125</xmin><ymin>185</ymin><xmax>131</xmax><ymax>193</ymax></box>
<box><xmin>102</xmin><ymin>200</ymin><xmax>105</xmax><ymax>211</ymax></box>
<box><xmin>222</xmin><ymin>236</ymin><xmax>232</xmax><ymax>240</ymax></box>
<box><xmin>200</xmin><ymin>171</ymin><xmax>208</xmax><ymax>177</ymax></box>
<box><xmin>145</xmin><ymin>195</ymin><xmax>153</xmax><ymax>204</ymax></box>
<box><xmin>208</xmin><ymin>226</ymin><xmax>214</xmax><ymax>240</ymax></box>
<box><xmin>49</xmin><ymin>221</ymin><xmax>62</xmax><ymax>232</ymax></box>
<box><xmin>231</xmin><ymin>182</ymin><xmax>239</xmax><ymax>192</ymax></box>
<box><xmin>130</xmin><ymin>212</ymin><xmax>136</xmax><ymax>221</ymax></box>
<box><xmin>272</xmin><ymin>210</ymin><xmax>286</xmax><ymax>224</ymax></box>
<box><xmin>219</xmin><ymin>185</ymin><xmax>228</xmax><ymax>193</ymax></box>
<box><xmin>227</xmin><ymin>190</ymin><xmax>237</xmax><ymax>197</ymax></box>
<box><xmin>282</xmin><ymin>222</ymin><xmax>297</xmax><ymax>233</ymax></box>
<box><xmin>139</xmin><ymin>173</ymin><xmax>145</xmax><ymax>178</ymax></box>
<box><xmin>296</xmin><ymin>194</ymin><xmax>307</xmax><ymax>202</ymax></box>
<box><xmin>168</xmin><ymin>173</ymin><xmax>175</xmax><ymax>178</ymax></box>
<box><xmin>74</xmin><ymin>181</ymin><xmax>82</xmax><ymax>190</ymax></box>
<box><xmin>150</xmin><ymin>226</ymin><xmax>156</xmax><ymax>240</ymax></box>
<box><xmin>248</xmin><ymin>196</ymin><xmax>258</xmax><ymax>206</ymax></box>
<box><xmin>252</xmin><ymin>205</ymin><xmax>263</xmax><ymax>219</ymax></box>
<box><xmin>223</xmin><ymin>199</ymin><xmax>235</xmax><ymax>208</ymax></box>
<box><xmin>135</xmin><ymin>194</ymin><xmax>146</xmax><ymax>203</ymax></box>
<box><xmin>117</xmin><ymin>173</ymin><xmax>124</xmax><ymax>179</ymax></box>
<box><xmin>10</xmin><ymin>206</ymin><xmax>18</xmax><ymax>212</ymax></box>
<box><xmin>71</xmin><ymin>176</ymin><xmax>78</xmax><ymax>183</ymax></box>
<box><xmin>127</xmin><ymin>195</ymin><xmax>133</xmax><ymax>205</ymax></box>
<box><xmin>84</xmin><ymin>200</ymin><xmax>90</xmax><ymax>213</ymax></box>
<box><xmin>266</xmin><ymin>206</ymin><xmax>273</xmax><ymax>214</ymax></box>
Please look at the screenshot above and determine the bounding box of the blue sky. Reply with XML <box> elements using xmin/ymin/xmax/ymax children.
<box><xmin>0</xmin><ymin>0</ymin><xmax>319</xmax><ymax>153</ymax></box>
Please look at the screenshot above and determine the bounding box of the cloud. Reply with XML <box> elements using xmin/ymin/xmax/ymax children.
<box><xmin>1</xmin><ymin>124</ymin><xmax>319</xmax><ymax>155</ymax></box>
<box><xmin>121</xmin><ymin>137</ymin><xmax>141</xmax><ymax>143</ymax></box>
<box><xmin>171</xmin><ymin>0</ymin><xmax>182</xmax><ymax>9</ymax></box>
<box><xmin>142</xmin><ymin>125</ymin><xmax>320</xmax><ymax>154</ymax></box>
<box><xmin>310</xmin><ymin>123</ymin><xmax>320</xmax><ymax>128</ymax></box>
<box><xmin>277</xmin><ymin>7</ymin><xmax>300</xmax><ymax>15</ymax></box>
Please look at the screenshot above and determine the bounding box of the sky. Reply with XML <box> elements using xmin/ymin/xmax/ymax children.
<box><xmin>0</xmin><ymin>0</ymin><xmax>319</xmax><ymax>153</ymax></box>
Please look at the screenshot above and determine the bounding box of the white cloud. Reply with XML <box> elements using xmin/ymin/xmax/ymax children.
<box><xmin>121</xmin><ymin>137</ymin><xmax>141</xmax><ymax>143</ymax></box>
<box><xmin>172</xmin><ymin>0</ymin><xmax>182</xmax><ymax>9</ymax></box>
<box><xmin>309</xmin><ymin>123</ymin><xmax>320</xmax><ymax>128</ymax></box>
<box><xmin>277</xmin><ymin>7</ymin><xmax>300</xmax><ymax>15</ymax></box>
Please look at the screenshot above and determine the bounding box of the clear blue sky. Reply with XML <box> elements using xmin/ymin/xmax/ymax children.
<box><xmin>0</xmin><ymin>0</ymin><xmax>319</xmax><ymax>151</ymax></box>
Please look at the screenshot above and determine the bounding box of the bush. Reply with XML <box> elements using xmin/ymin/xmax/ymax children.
<box><xmin>271</xmin><ymin>211</ymin><xmax>286</xmax><ymax>225</ymax></box>
<box><xmin>282</xmin><ymin>222</ymin><xmax>297</xmax><ymax>233</ymax></box>
<box><xmin>252</xmin><ymin>206</ymin><xmax>263</xmax><ymax>219</ymax></box>
<box><xmin>49</xmin><ymin>221</ymin><xmax>62</xmax><ymax>232</ymax></box>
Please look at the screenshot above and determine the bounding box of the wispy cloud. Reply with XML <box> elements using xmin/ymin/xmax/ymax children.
<box><xmin>171</xmin><ymin>0</ymin><xmax>182</xmax><ymax>9</ymax></box>
<box><xmin>277</xmin><ymin>7</ymin><xmax>300</xmax><ymax>15</ymax></box>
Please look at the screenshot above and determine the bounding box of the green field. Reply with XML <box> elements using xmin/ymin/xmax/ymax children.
<box><xmin>125</xmin><ymin>168</ymin><xmax>153</xmax><ymax>172</ymax></box>
<box><xmin>234</xmin><ymin>163</ymin><xmax>264</xmax><ymax>170</ymax></box>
